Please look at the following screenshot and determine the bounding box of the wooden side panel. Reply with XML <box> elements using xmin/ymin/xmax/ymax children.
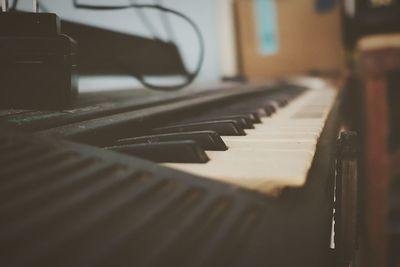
<box><xmin>357</xmin><ymin>34</ymin><xmax>400</xmax><ymax>267</ymax></box>
<box><xmin>362</xmin><ymin>78</ymin><xmax>390</xmax><ymax>267</ymax></box>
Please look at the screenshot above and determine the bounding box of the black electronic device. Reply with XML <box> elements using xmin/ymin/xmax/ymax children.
<box><xmin>61</xmin><ymin>21</ymin><xmax>188</xmax><ymax>78</ymax></box>
<box><xmin>0</xmin><ymin>8</ymin><xmax>78</xmax><ymax>109</ymax></box>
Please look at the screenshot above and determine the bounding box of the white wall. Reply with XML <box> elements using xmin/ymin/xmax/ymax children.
<box><xmin>18</xmin><ymin>0</ymin><xmax>222</xmax><ymax>90</ymax></box>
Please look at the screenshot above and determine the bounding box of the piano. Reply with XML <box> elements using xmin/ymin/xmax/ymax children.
<box><xmin>0</xmin><ymin>77</ymin><xmax>346</xmax><ymax>267</ymax></box>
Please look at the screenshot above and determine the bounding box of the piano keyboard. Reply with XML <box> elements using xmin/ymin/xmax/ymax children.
<box><xmin>0</xmin><ymin>78</ymin><xmax>338</xmax><ymax>196</ymax></box>
<box><xmin>165</xmin><ymin>87</ymin><xmax>337</xmax><ymax>194</ymax></box>
<box><xmin>0</xmin><ymin>77</ymin><xmax>342</xmax><ymax>267</ymax></box>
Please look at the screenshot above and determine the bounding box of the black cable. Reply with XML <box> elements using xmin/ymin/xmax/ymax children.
<box><xmin>130</xmin><ymin>0</ymin><xmax>162</xmax><ymax>41</ymax></box>
<box><xmin>72</xmin><ymin>0</ymin><xmax>204</xmax><ymax>91</ymax></box>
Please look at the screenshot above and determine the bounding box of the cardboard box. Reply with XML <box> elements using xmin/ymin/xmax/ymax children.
<box><xmin>235</xmin><ymin>0</ymin><xmax>346</xmax><ymax>79</ymax></box>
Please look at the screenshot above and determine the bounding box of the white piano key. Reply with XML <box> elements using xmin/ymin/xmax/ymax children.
<box><xmin>222</xmin><ymin>139</ymin><xmax>317</xmax><ymax>152</ymax></box>
<box><xmin>253</xmin><ymin>126</ymin><xmax>324</xmax><ymax>134</ymax></box>
<box><xmin>165</xmin><ymin>152</ymin><xmax>314</xmax><ymax>193</ymax></box>
<box><xmin>206</xmin><ymin>149</ymin><xmax>314</xmax><ymax>162</ymax></box>
<box><xmin>245</xmin><ymin>131</ymin><xmax>320</xmax><ymax>140</ymax></box>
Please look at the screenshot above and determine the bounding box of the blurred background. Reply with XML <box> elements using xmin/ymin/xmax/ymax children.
<box><xmin>15</xmin><ymin>0</ymin><xmax>345</xmax><ymax>91</ymax></box>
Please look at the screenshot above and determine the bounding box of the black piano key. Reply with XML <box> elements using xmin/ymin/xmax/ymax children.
<box><xmin>276</xmin><ymin>98</ymin><xmax>289</xmax><ymax>107</ymax></box>
<box><xmin>216</xmin><ymin>115</ymin><xmax>254</xmax><ymax>128</ymax></box>
<box><xmin>152</xmin><ymin>120</ymin><xmax>246</xmax><ymax>136</ymax></box>
<box><xmin>115</xmin><ymin>131</ymin><xmax>228</xmax><ymax>151</ymax></box>
<box><xmin>249</xmin><ymin>107</ymin><xmax>266</xmax><ymax>117</ymax></box>
<box><xmin>105</xmin><ymin>140</ymin><xmax>209</xmax><ymax>163</ymax></box>
<box><xmin>185</xmin><ymin>94</ymin><xmax>288</xmax><ymax>123</ymax></box>
<box><xmin>191</xmin><ymin>106</ymin><xmax>263</xmax><ymax>123</ymax></box>
<box><xmin>176</xmin><ymin>115</ymin><xmax>255</xmax><ymax>129</ymax></box>
<box><xmin>264</xmin><ymin>104</ymin><xmax>276</xmax><ymax>115</ymax></box>
<box><xmin>209</xmin><ymin>110</ymin><xmax>262</xmax><ymax>123</ymax></box>
<box><xmin>208</xmin><ymin>87</ymin><xmax>306</xmax><ymax>121</ymax></box>
<box><xmin>248</xmin><ymin>112</ymin><xmax>262</xmax><ymax>123</ymax></box>
<box><xmin>263</xmin><ymin>93</ymin><xmax>294</xmax><ymax>109</ymax></box>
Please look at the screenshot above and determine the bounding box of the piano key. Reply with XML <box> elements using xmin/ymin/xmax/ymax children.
<box><xmin>272</xmin><ymin>98</ymin><xmax>288</xmax><ymax>107</ymax></box>
<box><xmin>175</xmin><ymin>115</ymin><xmax>255</xmax><ymax>129</ymax></box>
<box><xmin>222</xmin><ymin>139</ymin><xmax>317</xmax><ymax>152</ymax></box>
<box><xmin>165</xmin><ymin>150</ymin><xmax>314</xmax><ymax>195</ymax></box>
<box><xmin>175</xmin><ymin>89</ymin><xmax>302</xmax><ymax>125</ymax></box>
<box><xmin>263</xmin><ymin>104</ymin><xmax>276</xmax><ymax>116</ymax></box>
<box><xmin>184</xmin><ymin>104</ymin><xmax>264</xmax><ymax>124</ymax></box>
<box><xmin>115</xmin><ymin>131</ymin><xmax>228</xmax><ymax>151</ymax></box>
<box><xmin>105</xmin><ymin>140</ymin><xmax>209</xmax><ymax>163</ymax></box>
<box><xmin>205</xmin><ymin>149</ymin><xmax>314</xmax><ymax>162</ymax></box>
<box><xmin>224</xmin><ymin>96</ymin><xmax>282</xmax><ymax>117</ymax></box>
<box><xmin>240</xmin><ymin>111</ymin><xmax>262</xmax><ymax>123</ymax></box>
<box><xmin>152</xmin><ymin>120</ymin><xmax>246</xmax><ymax>136</ymax></box>
<box><xmin>214</xmin><ymin>115</ymin><xmax>255</xmax><ymax>129</ymax></box>
<box><xmin>245</xmin><ymin>130</ymin><xmax>320</xmax><ymax>140</ymax></box>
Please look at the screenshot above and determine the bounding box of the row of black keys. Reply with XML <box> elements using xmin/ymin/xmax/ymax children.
<box><xmin>104</xmin><ymin>88</ymin><xmax>305</xmax><ymax>163</ymax></box>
